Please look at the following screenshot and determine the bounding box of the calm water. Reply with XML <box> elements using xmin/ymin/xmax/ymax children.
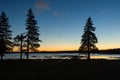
<box><xmin>2</xmin><ymin>53</ymin><xmax>120</xmax><ymax>60</ymax></box>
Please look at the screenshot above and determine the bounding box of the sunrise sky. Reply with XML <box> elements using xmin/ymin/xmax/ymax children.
<box><xmin>0</xmin><ymin>0</ymin><xmax>120</xmax><ymax>51</ymax></box>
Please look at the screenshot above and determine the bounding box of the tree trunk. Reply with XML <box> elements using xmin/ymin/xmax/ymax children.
<box><xmin>87</xmin><ymin>52</ymin><xmax>90</xmax><ymax>60</ymax></box>
<box><xmin>27</xmin><ymin>53</ymin><xmax>29</xmax><ymax>60</ymax></box>
<box><xmin>26</xmin><ymin>42</ymin><xmax>29</xmax><ymax>60</ymax></box>
<box><xmin>87</xmin><ymin>42</ymin><xmax>90</xmax><ymax>60</ymax></box>
<box><xmin>20</xmin><ymin>38</ymin><xmax>22</xmax><ymax>60</ymax></box>
<box><xmin>1</xmin><ymin>54</ymin><xmax>3</xmax><ymax>61</ymax></box>
<box><xmin>20</xmin><ymin>51</ymin><xmax>22</xmax><ymax>60</ymax></box>
<box><xmin>87</xmin><ymin>33</ymin><xmax>90</xmax><ymax>60</ymax></box>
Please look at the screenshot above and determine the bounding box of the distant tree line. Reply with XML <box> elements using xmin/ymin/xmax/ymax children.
<box><xmin>0</xmin><ymin>8</ymin><xmax>41</xmax><ymax>60</ymax></box>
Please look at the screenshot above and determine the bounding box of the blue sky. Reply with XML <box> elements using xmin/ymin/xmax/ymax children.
<box><xmin>0</xmin><ymin>0</ymin><xmax>120</xmax><ymax>51</ymax></box>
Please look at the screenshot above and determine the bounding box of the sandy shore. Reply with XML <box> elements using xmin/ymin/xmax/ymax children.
<box><xmin>0</xmin><ymin>59</ymin><xmax>120</xmax><ymax>80</ymax></box>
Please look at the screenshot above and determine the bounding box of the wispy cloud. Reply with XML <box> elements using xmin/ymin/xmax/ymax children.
<box><xmin>35</xmin><ymin>0</ymin><xmax>50</xmax><ymax>13</ymax></box>
<box><xmin>99</xmin><ymin>9</ymin><xmax>108</xmax><ymax>14</ymax></box>
<box><xmin>53</xmin><ymin>11</ymin><xmax>64</xmax><ymax>16</ymax></box>
<box><xmin>34</xmin><ymin>0</ymin><xmax>64</xmax><ymax>16</ymax></box>
<box><xmin>54</xmin><ymin>11</ymin><xmax>59</xmax><ymax>16</ymax></box>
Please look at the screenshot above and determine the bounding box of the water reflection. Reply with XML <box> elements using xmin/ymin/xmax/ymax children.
<box><xmin>91</xmin><ymin>54</ymin><xmax>120</xmax><ymax>60</ymax></box>
<box><xmin>2</xmin><ymin>53</ymin><xmax>120</xmax><ymax>60</ymax></box>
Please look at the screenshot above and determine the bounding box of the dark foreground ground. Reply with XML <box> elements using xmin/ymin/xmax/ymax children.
<box><xmin>0</xmin><ymin>59</ymin><xmax>120</xmax><ymax>80</ymax></box>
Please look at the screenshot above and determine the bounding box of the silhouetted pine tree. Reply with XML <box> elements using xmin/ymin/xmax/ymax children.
<box><xmin>79</xmin><ymin>17</ymin><xmax>98</xmax><ymax>59</ymax></box>
<box><xmin>14</xmin><ymin>34</ymin><xmax>26</xmax><ymax>59</ymax></box>
<box><xmin>25</xmin><ymin>8</ymin><xmax>41</xmax><ymax>59</ymax></box>
<box><xmin>0</xmin><ymin>12</ymin><xmax>12</xmax><ymax>60</ymax></box>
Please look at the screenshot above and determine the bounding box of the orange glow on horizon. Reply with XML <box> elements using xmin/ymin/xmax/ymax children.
<box><xmin>13</xmin><ymin>44</ymin><xmax>120</xmax><ymax>51</ymax></box>
<box><xmin>39</xmin><ymin>46</ymin><xmax>120</xmax><ymax>51</ymax></box>
<box><xmin>38</xmin><ymin>45</ymin><xmax>79</xmax><ymax>51</ymax></box>
<box><xmin>97</xmin><ymin>44</ymin><xmax>120</xmax><ymax>50</ymax></box>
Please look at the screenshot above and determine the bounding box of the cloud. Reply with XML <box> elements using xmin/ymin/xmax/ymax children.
<box><xmin>58</xmin><ymin>34</ymin><xmax>62</xmax><ymax>37</ymax></box>
<box><xmin>34</xmin><ymin>0</ymin><xmax>64</xmax><ymax>16</ymax></box>
<box><xmin>35</xmin><ymin>0</ymin><xmax>50</xmax><ymax>13</ymax></box>
<box><xmin>100</xmin><ymin>9</ymin><xmax>108</xmax><ymax>14</ymax></box>
<box><xmin>54</xmin><ymin>11</ymin><xmax>59</xmax><ymax>16</ymax></box>
<box><xmin>53</xmin><ymin>11</ymin><xmax>64</xmax><ymax>16</ymax></box>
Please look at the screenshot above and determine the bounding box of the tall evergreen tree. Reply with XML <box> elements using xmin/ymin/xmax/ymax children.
<box><xmin>79</xmin><ymin>17</ymin><xmax>98</xmax><ymax>59</ymax></box>
<box><xmin>25</xmin><ymin>8</ymin><xmax>41</xmax><ymax>59</ymax></box>
<box><xmin>14</xmin><ymin>33</ymin><xmax>26</xmax><ymax>59</ymax></box>
<box><xmin>0</xmin><ymin>12</ymin><xmax>12</xmax><ymax>60</ymax></box>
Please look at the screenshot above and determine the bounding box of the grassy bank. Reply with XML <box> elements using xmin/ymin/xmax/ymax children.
<box><xmin>0</xmin><ymin>59</ymin><xmax>120</xmax><ymax>80</ymax></box>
